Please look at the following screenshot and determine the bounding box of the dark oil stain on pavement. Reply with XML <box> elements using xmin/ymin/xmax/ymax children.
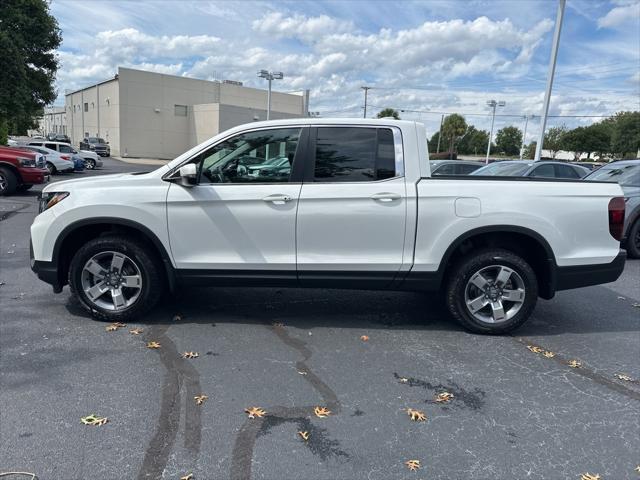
<box><xmin>230</xmin><ymin>322</ymin><xmax>344</xmax><ymax>480</ymax></box>
<box><xmin>137</xmin><ymin>324</ymin><xmax>203</xmax><ymax>480</ymax></box>
<box><xmin>393</xmin><ymin>372</ymin><xmax>486</xmax><ymax>410</ymax></box>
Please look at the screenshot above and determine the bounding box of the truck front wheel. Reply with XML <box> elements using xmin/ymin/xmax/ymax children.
<box><xmin>68</xmin><ymin>235</ymin><xmax>164</xmax><ymax>321</ymax></box>
<box><xmin>446</xmin><ymin>249</ymin><xmax>538</xmax><ymax>334</ymax></box>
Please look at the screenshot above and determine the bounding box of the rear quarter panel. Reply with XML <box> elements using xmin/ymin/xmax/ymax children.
<box><xmin>413</xmin><ymin>178</ymin><xmax>624</xmax><ymax>271</ymax></box>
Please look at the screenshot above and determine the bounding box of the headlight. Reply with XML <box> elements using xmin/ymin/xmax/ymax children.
<box><xmin>18</xmin><ymin>157</ymin><xmax>37</xmax><ymax>168</ymax></box>
<box><xmin>89</xmin><ymin>145</ymin><xmax>95</xmax><ymax>150</ymax></box>
<box><xmin>39</xmin><ymin>192</ymin><xmax>69</xmax><ymax>213</ymax></box>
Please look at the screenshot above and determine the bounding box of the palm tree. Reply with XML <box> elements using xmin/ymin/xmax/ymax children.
<box><xmin>376</xmin><ymin>108</ymin><xmax>400</xmax><ymax>120</ymax></box>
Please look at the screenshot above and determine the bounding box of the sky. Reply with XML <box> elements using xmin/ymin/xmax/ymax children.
<box><xmin>50</xmin><ymin>0</ymin><xmax>640</xmax><ymax>141</ymax></box>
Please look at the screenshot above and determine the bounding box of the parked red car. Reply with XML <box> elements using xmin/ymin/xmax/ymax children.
<box><xmin>0</xmin><ymin>146</ymin><xmax>49</xmax><ymax>195</ymax></box>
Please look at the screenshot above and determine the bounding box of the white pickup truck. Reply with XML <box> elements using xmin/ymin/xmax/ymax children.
<box><xmin>30</xmin><ymin>119</ymin><xmax>627</xmax><ymax>334</ymax></box>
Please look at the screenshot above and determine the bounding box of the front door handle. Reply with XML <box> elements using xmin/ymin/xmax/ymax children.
<box><xmin>370</xmin><ymin>192</ymin><xmax>401</xmax><ymax>202</ymax></box>
<box><xmin>263</xmin><ymin>194</ymin><xmax>292</xmax><ymax>205</ymax></box>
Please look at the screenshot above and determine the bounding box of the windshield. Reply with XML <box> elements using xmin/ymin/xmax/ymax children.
<box><xmin>471</xmin><ymin>162</ymin><xmax>532</xmax><ymax>176</ymax></box>
<box><xmin>88</xmin><ymin>138</ymin><xmax>105</xmax><ymax>144</ymax></box>
<box><xmin>584</xmin><ymin>163</ymin><xmax>640</xmax><ymax>186</ymax></box>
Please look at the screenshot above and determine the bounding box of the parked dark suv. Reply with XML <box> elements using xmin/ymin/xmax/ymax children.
<box><xmin>79</xmin><ymin>137</ymin><xmax>110</xmax><ymax>157</ymax></box>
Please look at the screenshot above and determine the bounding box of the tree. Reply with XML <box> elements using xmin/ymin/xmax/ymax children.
<box><xmin>441</xmin><ymin>114</ymin><xmax>467</xmax><ymax>158</ymax></box>
<box><xmin>428</xmin><ymin>131</ymin><xmax>440</xmax><ymax>153</ymax></box>
<box><xmin>543</xmin><ymin>125</ymin><xmax>568</xmax><ymax>159</ymax></box>
<box><xmin>0</xmin><ymin>0</ymin><xmax>61</xmax><ymax>136</ymax></box>
<box><xmin>456</xmin><ymin>126</ymin><xmax>490</xmax><ymax>155</ymax></box>
<box><xmin>523</xmin><ymin>141</ymin><xmax>537</xmax><ymax>159</ymax></box>
<box><xmin>561</xmin><ymin>127</ymin><xmax>589</xmax><ymax>161</ymax></box>
<box><xmin>376</xmin><ymin>108</ymin><xmax>400</xmax><ymax>120</ymax></box>
<box><xmin>495</xmin><ymin>126</ymin><xmax>523</xmax><ymax>156</ymax></box>
<box><xmin>609</xmin><ymin>111</ymin><xmax>640</xmax><ymax>157</ymax></box>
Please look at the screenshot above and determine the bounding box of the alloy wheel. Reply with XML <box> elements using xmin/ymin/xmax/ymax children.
<box><xmin>464</xmin><ymin>265</ymin><xmax>526</xmax><ymax>324</ymax></box>
<box><xmin>80</xmin><ymin>251</ymin><xmax>142</xmax><ymax>311</ymax></box>
<box><xmin>0</xmin><ymin>172</ymin><xmax>7</xmax><ymax>193</ymax></box>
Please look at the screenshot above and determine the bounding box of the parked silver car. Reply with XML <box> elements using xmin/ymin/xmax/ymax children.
<box><xmin>584</xmin><ymin>160</ymin><xmax>640</xmax><ymax>258</ymax></box>
<box><xmin>471</xmin><ymin>160</ymin><xmax>591</xmax><ymax>179</ymax></box>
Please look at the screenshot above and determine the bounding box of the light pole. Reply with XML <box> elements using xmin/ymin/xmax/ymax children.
<box><xmin>361</xmin><ymin>86</ymin><xmax>372</xmax><ymax>118</ymax></box>
<box><xmin>485</xmin><ymin>100</ymin><xmax>505</xmax><ymax>163</ymax></box>
<box><xmin>534</xmin><ymin>0</ymin><xmax>566</xmax><ymax>161</ymax></box>
<box><xmin>519</xmin><ymin>115</ymin><xmax>534</xmax><ymax>160</ymax></box>
<box><xmin>436</xmin><ymin>114</ymin><xmax>444</xmax><ymax>154</ymax></box>
<box><xmin>257</xmin><ymin>70</ymin><xmax>284</xmax><ymax>120</ymax></box>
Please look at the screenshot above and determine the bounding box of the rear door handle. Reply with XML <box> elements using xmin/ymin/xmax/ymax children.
<box><xmin>263</xmin><ymin>194</ymin><xmax>292</xmax><ymax>205</ymax></box>
<box><xmin>371</xmin><ymin>192</ymin><xmax>401</xmax><ymax>202</ymax></box>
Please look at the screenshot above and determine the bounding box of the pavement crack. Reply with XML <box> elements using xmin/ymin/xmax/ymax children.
<box><xmin>137</xmin><ymin>324</ymin><xmax>203</xmax><ymax>479</ymax></box>
<box><xmin>230</xmin><ymin>323</ymin><xmax>343</xmax><ymax>480</ymax></box>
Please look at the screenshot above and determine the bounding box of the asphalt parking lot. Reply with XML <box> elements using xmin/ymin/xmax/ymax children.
<box><xmin>1</xmin><ymin>158</ymin><xmax>639</xmax><ymax>480</ymax></box>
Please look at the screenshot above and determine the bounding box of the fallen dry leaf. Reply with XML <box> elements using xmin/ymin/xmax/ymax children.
<box><xmin>182</xmin><ymin>351</ymin><xmax>199</xmax><ymax>359</ymax></box>
<box><xmin>112</xmin><ymin>322</ymin><xmax>126</xmax><ymax>328</ymax></box>
<box><xmin>526</xmin><ymin>345</ymin><xmax>543</xmax><ymax>353</ymax></box>
<box><xmin>245</xmin><ymin>406</ymin><xmax>266</xmax><ymax>419</ymax></box>
<box><xmin>568</xmin><ymin>360</ymin><xmax>582</xmax><ymax>368</ymax></box>
<box><xmin>406</xmin><ymin>408</ymin><xmax>427</xmax><ymax>422</ymax></box>
<box><xmin>194</xmin><ymin>395</ymin><xmax>208</xmax><ymax>405</ymax></box>
<box><xmin>405</xmin><ymin>460</ymin><xmax>420</xmax><ymax>472</ymax></box>
<box><xmin>272</xmin><ymin>322</ymin><xmax>284</xmax><ymax>327</ymax></box>
<box><xmin>360</xmin><ymin>335</ymin><xmax>370</xmax><ymax>341</ymax></box>
<box><xmin>615</xmin><ymin>373</ymin><xmax>633</xmax><ymax>382</ymax></box>
<box><xmin>633</xmin><ymin>303</ymin><xmax>640</xmax><ymax>308</ymax></box>
<box><xmin>635</xmin><ymin>465</ymin><xmax>640</xmax><ymax>473</ymax></box>
<box><xmin>129</xmin><ymin>328</ymin><xmax>143</xmax><ymax>335</ymax></box>
<box><xmin>314</xmin><ymin>406</ymin><xmax>331</xmax><ymax>418</ymax></box>
<box><xmin>105</xmin><ymin>324</ymin><xmax>119</xmax><ymax>332</ymax></box>
<box><xmin>543</xmin><ymin>351</ymin><xmax>556</xmax><ymax>358</ymax></box>
<box><xmin>180</xmin><ymin>474</ymin><xmax>193</xmax><ymax>480</ymax></box>
<box><xmin>173</xmin><ymin>314</ymin><xmax>182</xmax><ymax>321</ymax></box>
<box><xmin>580</xmin><ymin>473</ymin><xmax>601</xmax><ymax>480</ymax></box>
<box><xmin>298</xmin><ymin>431</ymin><xmax>310</xmax><ymax>441</ymax></box>
<box><xmin>298</xmin><ymin>371</ymin><xmax>308</xmax><ymax>375</ymax></box>
<box><xmin>81</xmin><ymin>414</ymin><xmax>108</xmax><ymax>426</ymax></box>
<box><xmin>146</xmin><ymin>341</ymin><xmax>161</xmax><ymax>349</ymax></box>
<box><xmin>398</xmin><ymin>377</ymin><xmax>409</xmax><ymax>383</ymax></box>
<box><xmin>435</xmin><ymin>392</ymin><xmax>454</xmax><ymax>403</ymax></box>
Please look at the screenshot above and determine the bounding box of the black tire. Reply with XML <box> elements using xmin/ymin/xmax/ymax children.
<box><xmin>17</xmin><ymin>184</ymin><xmax>33</xmax><ymax>192</ymax></box>
<box><xmin>68</xmin><ymin>235</ymin><xmax>165</xmax><ymax>321</ymax></box>
<box><xmin>85</xmin><ymin>158</ymin><xmax>96</xmax><ymax>170</ymax></box>
<box><xmin>445</xmin><ymin>248</ymin><xmax>538</xmax><ymax>335</ymax></box>
<box><xmin>46</xmin><ymin>162</ymin><xmax>57</xmax><ymax>175</ymax></box>
<box><xmin>626</xmin><ymin>219</ymin><xmax>640</xmax><ymax>259</ymax></box>
<box><xmin>0</xmin><ymin>167</ymin><xmax>18</xmax><ymax>196</ymax></box>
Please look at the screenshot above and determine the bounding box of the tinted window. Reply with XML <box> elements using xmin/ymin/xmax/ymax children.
<box><xmin>554</xmin><ymin>164</ymin><xmax>579</xmax><ymax>178</ymax></box>
<box><xmin>585</xmin><ymin>164</ymin><xmax>640</xmax><ymax>186</ymax></box>
<box><xmin>530</xmin><ymin>164</ymin><xmax>555</xmax><ymax>178</ymax></box>
<box><xmin>199</xmin><ymin>128</ymin><xmax>301</xmax><ymax>184</ymax></box>
<box><xmin>45</xmin><ymin>143</ymin><xmax>58</xmax><ymax>151</ymax></box>
<box><xmin>314</xmin><ymin>127</ymin><xmax>396</xmax><ymax>182</ymax></box>
<box><xmin>459</xmin><ymin>164</ymin><xmax>482</xmax><ymax>174</ymax></box>
<box><xmin>432</xmin><ymin>163</ymin><xmax>457</xmax><ymax>176</ymax></box>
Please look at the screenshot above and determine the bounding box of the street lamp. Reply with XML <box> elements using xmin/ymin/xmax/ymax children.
<box><xmin>257</xmin><ymin>70</ymin><xmax>284</xmax><ymax>120</ymax></box>
<box><xmin>485</xmin><ymin>99</ymin><xmax>505</xmax><ymax>163</ymax></box>
<box><xmin>519</xmin><ymin>115</ymin><xmax>535</xmax><ymax>160</ymax></box>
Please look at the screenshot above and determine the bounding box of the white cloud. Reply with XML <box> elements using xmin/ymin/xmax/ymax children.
<box><xmin>252</xmin><ymin>12</ymin><xmax>354</xmax><ymax>42</ymax></box>
<box><xmin>598</xmin><ymin>2</ymin><xmax>640</xmax><ymax>28</ymax></box>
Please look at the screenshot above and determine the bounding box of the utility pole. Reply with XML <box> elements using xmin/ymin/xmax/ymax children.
<box><xmin>257</xmin><ymin>70</ymin><xmax>284</xmax><ymax>120</ymax></box>
<box><xmin>534</xmin><ymin>0</ymin><xmax>566</xmax><ymax>162</ymax></box>
<box><xmin>436</xmin><ymin>114</ymin><xmax>444</xmax><ymax>154</ymax></box>
<box><xmin>485</xmin><ymin>99</ymin><xmax>505</xmax><ymax>163</ymax></box>
<box><xmin>361</xmin><ymin>86</ymin><xmax>372</xmax><ymax>118</ymax></box>
<box><xmin>520</xmin><ymin>115</ymin><xmax>533</xmax><ymax>160</ymax></box>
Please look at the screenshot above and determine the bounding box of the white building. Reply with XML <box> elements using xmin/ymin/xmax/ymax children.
<box><xmin>38</xmin><ymin>106</ymin><xmax>67</xmax><ymax>136</ymax></box>
<box><xmin>45</xmin><ymin>67</ymin><xmax>309</xmax><ymax>159</ymax></box>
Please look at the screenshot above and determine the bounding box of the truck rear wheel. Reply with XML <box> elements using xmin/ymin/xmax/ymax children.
<box><xmin>446</xmin><ymin>248</ymin><xmax>538</xmax><ymax>334</ymax></box>
<box><xmin>68</xmin><ymin>235</ymin><xmax>164</xmax><ymax>321</ymax></box>
<box><xmin>0</xmin><ymin>167</ymin><xmax>17</xmax><ymax>196</ymax></box>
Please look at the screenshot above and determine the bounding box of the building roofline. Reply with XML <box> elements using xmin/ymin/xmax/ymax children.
<box><xmin>65</xmin><ymin>74</ymin><xmax>119</xmax><ymax>97</ymax></box>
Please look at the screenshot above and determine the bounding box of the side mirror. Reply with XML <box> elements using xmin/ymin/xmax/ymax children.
<box><xmin>178</xmin><ymin>163</ymin><xmax>197</xmax><ymax>186</ymax></box>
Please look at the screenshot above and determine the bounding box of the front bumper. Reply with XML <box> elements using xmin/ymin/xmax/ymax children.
<box><xmin>30</xmin><ymin>240</ymin><xmax>63</xmax><ymax>293</ymax></box>
<box><xmin>555</xmin><ymin>250</ymin><xmax>626</xmax><ymax>291</ymax></box>
<box><xmin>20</xmin><ymin>168</ymin><xmax>49</xmax><ymax>185</ymax></box>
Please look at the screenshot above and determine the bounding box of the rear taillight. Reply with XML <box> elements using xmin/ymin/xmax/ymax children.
<box><xmin>608</xmin><ymin>197</ymin><xmax>625</xmax><ymax>241</ymax></box>
<box><xmin>60</xmin><ymin>155</ymin><xmax>70</xmax><ymax>160</ymax></box>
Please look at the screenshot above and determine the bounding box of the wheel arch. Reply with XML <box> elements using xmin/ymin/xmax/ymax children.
<box><xmin>438</xmin><ymin>225</ymin><xmax>557</xmax><ymax>299</ymax></box>
<box><xmin>0</xmin><ymin>161</ymin><xmax>22</xmax><ymax>181</ymax></box>
<box><xmin>53</xmin><ymin>217</ymin><xmax>176</xmax><ymax>292</ymax></box>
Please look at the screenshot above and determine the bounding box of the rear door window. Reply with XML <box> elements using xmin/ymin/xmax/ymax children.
<box><xmin>314</xmin><ymin>127</ymin><xmax>397</xmax><ymax>182</ymax></box>
<box><xmin>554</xmin><ymin>164</ymin><xmax>580</xmax><ymax>178</ymax></box>
<box><xmin>530</xmin><ymin>164</ymin><xmax>555</xmax><ymax>178</ymax></box>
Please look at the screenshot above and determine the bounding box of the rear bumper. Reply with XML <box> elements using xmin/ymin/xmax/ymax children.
<box><xmin>555</xmin><ymin>250</ymin><xmax>626</xmax><ymax>291</ymax></box>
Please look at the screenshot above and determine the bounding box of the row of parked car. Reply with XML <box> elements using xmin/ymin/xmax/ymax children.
<box><xmin>431</xmin><ymin>158</ymin><xmax>640</xmax><ymax>258</ymax></box>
